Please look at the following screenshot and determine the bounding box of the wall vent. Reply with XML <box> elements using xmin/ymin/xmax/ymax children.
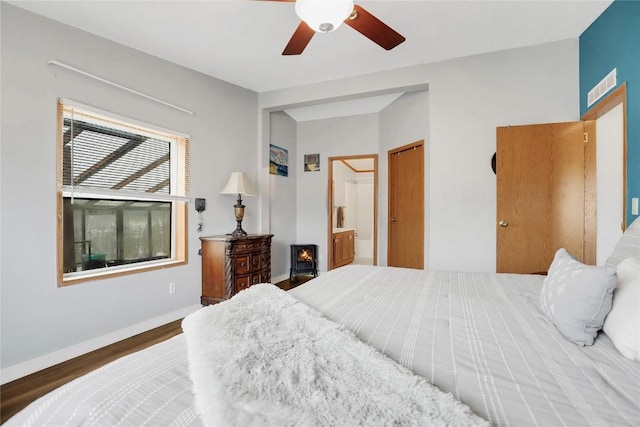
<box><xmin>587</xmin><ymin>68</ymin><xmax>617</xmax><ymax>107</ymax></box>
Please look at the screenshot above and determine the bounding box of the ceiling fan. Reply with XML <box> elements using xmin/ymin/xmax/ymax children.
<box><xmin>264</xmin><ymin>0</ymin><xmax>406</xmax><ymax>55</ymax></box>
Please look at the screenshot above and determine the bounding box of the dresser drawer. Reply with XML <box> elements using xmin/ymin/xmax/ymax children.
<box><xmin>235</xmin><ymin>275</ymin><xmax>251</xmax><ymax>292</ymax></box>
<box><xmin>250</xmin><ymin>254</ymin><xmax>261</xmax><ymax>271</ymax></box>
<box><xmin>235</xmin><ymin>273</ymin><xmax>264</xmax><ymax>293</ymax></box>
<box><xmin>235</xmin><ymin>254</ymin><xmax>262</xmax><ymax>275</ymax></box>
<box><xmin>260</xmin><ymin>270</ymin><xmax>271</xmax><ymax>283</ymax></box>
<box><xmin>233</xmin><ymin>240</ymin><xmax>269</xmax><ymax>254</ymax></box>
<box><xmin>235</xmin><ymin>255</ymin><xmax>250</xmax><ymax>275</ymax></box>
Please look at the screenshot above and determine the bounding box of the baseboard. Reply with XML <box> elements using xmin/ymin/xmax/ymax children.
<box><xmin>0</xmin><ymin>304</ymin><xmax>201</xmax><ymax>385</ymax></box>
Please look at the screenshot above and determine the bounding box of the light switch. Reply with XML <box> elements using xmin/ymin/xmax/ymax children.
<box><xmin>633</xmin><ymin>197</ymin><xmax>639</xmax><ymax>216</ymax></box>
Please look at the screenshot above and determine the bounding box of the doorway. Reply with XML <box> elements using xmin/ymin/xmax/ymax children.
<box><xmin>496</xmin><ymin>85</ymin><xmax>628</xmax><ymax>273</ymax></box>
<box><xmin>327</xmin><ymin>155</ymin><xmax>378</xmax><ymax>270</ymax></box>
<box><xmin>582</xmin><ymin>83</ymin><xmax>627</xmax><ymax>264</ymax></box>
<box><xmin>388</xmin><ymin>141</ymin><xmax>424</xmax><ymax>269</ymax></box>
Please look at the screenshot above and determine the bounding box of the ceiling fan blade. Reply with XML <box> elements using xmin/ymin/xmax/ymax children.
<box><xmin>282</xmin><ymin>21</ymin><xmax>315</xmax><ymax>55</ymax></box>
<box><xmin>344</xmin><ymin>4</ymin><xmax>405</xmax><ymax>50</ymax></box>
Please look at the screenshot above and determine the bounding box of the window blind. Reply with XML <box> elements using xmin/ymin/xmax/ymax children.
<box><xmin>59</xmin><ymin>101</ymin><xmax>189</xmax><ymax>201</ymax></box>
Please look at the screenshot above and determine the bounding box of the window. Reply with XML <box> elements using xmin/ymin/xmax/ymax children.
<box><xmin>57</xmin><ymin>100</ymin><xmax>189</xmax><ymax>285</ymax></box>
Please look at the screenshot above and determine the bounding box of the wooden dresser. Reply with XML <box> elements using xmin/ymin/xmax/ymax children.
<box><xmin>200</xmin><ymin>234</ymin><xmax>273</xmax><ymax>306</ymax></box>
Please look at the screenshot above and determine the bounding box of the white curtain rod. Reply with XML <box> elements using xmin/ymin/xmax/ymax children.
<box><xmin>48</xmin><ymin>60</ymin><xmax>194</xmax><ymax>116</ymax></box>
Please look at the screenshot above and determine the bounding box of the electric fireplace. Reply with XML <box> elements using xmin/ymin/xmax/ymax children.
<box><xmin>290</xmin><ymin>244</ymin><xmax>318</xmax><ymax>281</ymax></box>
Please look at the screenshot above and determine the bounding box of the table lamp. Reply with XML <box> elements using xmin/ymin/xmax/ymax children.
<box><xmin>219</xmin><ymin>172</ymin><xmax>257</xmax><ymax>237</ymax></box>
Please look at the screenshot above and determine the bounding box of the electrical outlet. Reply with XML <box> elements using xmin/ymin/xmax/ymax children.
<box><xmin>633</xmin><ymin>197</ymin><xmax>639</xmax><ymax>216</ymax></box>
<box><xmin>195</xmin><ymin>198</ymin><xmax>206</xmax><ymax>213</ymax></box>
<box><xmin>169</xmin><ymin>282</ymin><xmax>176</xmax><ymax>295</ymax></box>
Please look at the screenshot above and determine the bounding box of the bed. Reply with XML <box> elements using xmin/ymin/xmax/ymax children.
<box><xmin>6</xmin><ymin>220</ymin><xmax>639</xmax><ymax>426</ymax></box>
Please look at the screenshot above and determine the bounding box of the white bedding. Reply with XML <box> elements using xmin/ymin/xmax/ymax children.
<box><xmin>182</xmin><ymin>283</ymin><xmax>489</xmax><ymax>426</ymax></box>
<box><xmin>7</xmin><ymin>266</ymin><xmax>640</xmax><ymax>426</ymax></box>
<box><xmin>291</xmin><ymin>266</ymin><xmax>640</xmax><ymax>426</ymax></box>
<box><xmin>5</xmin><ymin>334</ymin><xmax>200</xmax><ymax>427</ymax></box>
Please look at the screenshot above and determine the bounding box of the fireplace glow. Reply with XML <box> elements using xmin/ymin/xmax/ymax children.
<box><xmin>298</xmin><ymin>249</ymin><xmax>313</xmax><ymax>262</ymax></box>
<box><xmin>290</xmin><ymin>244</ymin><xmax>318</xmax><ymax>281</ymax></box>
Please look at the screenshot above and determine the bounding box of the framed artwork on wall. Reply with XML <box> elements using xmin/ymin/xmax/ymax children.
<box><xmin>269</xmin><ymin>144</ymin><xmax>288</xmax><ymax>177</ymax></box>
<box><xmin>304</xmin><ymin>154</ymin><xmax>320</xmax><ymax>172</ymax></box>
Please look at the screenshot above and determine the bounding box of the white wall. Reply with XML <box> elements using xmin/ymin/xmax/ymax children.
<box><xmin>596</xmin><ymin>103</ymin><xmax>624</xmax><ymax>264</ymax></box>
<box><xmin>0</xmin><ymin>4</ymin><xmax>259</xmax><ymax>376</ymax></box>
<box><xmin>345</xmin><ymin>181</ymin><xmax>358</xmax><ymax>229</ymax></box>
<box><xmin>295</xmin><ymin>114</ymin><xmax>380</xmax><ymax>271</ymax></box>
<box><xmin>379</xmin><ymin>91</ymin><xmax>430</xmax><ymax>267</ymax></box>
<box><xmin>425</xmin><ymin>42</ymin><xmax>579</xmax><ymax>272</ymax></box>
<box><xmin>261</xmin><ymin>39</ymin><xmax>580</xmax><ymax>273</ymax></box>
<box><xmin>354</xmin><ymin>177</ymin><xmax>374</xmax><ymax>251</ymax></box>
<box><xmin>332</xmin><ymin>160</ymin><xmax>351</xmax><ymax>209</ymax></box>
<box><xmin>268</xmin><ymin>112</ymin><xmax>297</xmax><ymax>281</ymax></box>
<box><xmin>356</xmin><ymin>180</ymin><xmax>374</xmax><ymax>241</ymax></box>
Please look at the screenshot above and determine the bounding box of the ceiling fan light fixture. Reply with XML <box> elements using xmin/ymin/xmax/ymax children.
<box><xmin>295</xmin><ymin>0</ymin><xmax>355</xmax><ymax>33</ymax></box>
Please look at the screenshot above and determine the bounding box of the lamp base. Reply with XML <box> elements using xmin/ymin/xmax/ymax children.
<box><xmin>229</xmin><ymin>194</ymin><xmax>248</xmax><ymax>238</ymax></box>
<box><xmin>230</xmin><ymin>226</ymin><xmax>248</xmax><ymax>238</ymax></box>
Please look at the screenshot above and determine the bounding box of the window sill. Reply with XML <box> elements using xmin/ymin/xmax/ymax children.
<box><xmin>58</xmin><ymin>258</ymin><xmax>187</xmax><ymax>287</ymax></box>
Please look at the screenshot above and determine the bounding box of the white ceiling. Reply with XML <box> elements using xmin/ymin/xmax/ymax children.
<box><xmin>9</xmin><ymin>0</ymin><xmax>612</xmax><ymax>95</ymax></box>
<box><xmin>284</xmin><ymin>92</ymin><xmax>404</xmax><ymax>121</ymax></box>
<box><xmin>343</xmin><ymin>158</ymin><xmax>375</xmax><ymax>171</ymax></box>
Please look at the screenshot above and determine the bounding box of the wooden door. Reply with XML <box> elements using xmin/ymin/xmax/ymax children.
<box><xmin>496</xmin><ymin>121</ymin><xmax>595</xmax><ymax>273</ymax></box>
<box><xmin>388</xmin><ymin>141</ymin><xmax>424</xmax><ymax>269</ymax></box>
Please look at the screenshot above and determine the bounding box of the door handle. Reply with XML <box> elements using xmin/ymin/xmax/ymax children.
<box><xmin>498</xmin><ymin>220</ymin><xmax>509</xmax><ymax>227</ymax></box>
<box><xmin>391</xmin><ymin>218</ymin><xmax>398</xmax><ymax>222</ymax></box>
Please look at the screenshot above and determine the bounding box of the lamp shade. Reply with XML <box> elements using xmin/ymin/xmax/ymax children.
<box><xmin>220</xmin><ymin>172</ymin><xmax>257</xmax><ymax>196</ymax></box>
<box><xmin>295</xmin><ymin>0</ymin><xmax>354</xmax><ymax>33</ymax></box>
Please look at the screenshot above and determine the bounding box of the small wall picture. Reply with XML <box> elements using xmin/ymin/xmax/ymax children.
<box><xmin>269</xmin><ymin>144</ymin><xmax>288</xmax><ymax>177</ymax></box>
<box><xmin>304</xmin><ymin>154</ymin><xmax>320</xmax><ymax>172</ymax></box>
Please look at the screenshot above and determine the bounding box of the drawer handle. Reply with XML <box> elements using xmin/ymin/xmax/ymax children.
<box><xmin>240</xmin><ymin>262</ymin><xmax>246</xmax><ymax>267</ymax></box>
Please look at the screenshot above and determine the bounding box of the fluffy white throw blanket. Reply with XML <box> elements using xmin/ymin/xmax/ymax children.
<box><xmin>182</xmin><ymin>284</ymin><xmax>489</xmax><ymax>427</ymax></box>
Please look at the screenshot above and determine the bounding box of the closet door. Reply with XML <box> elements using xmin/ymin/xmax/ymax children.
<box><xmin>388</xmin><ymin>141</ymin><xmax>424</xmax><ymax>269</ymax></box>
<box><xmin>496</xmin><ymin>121</ymin><xmax>595</xmax><ymax>274</ymax></box>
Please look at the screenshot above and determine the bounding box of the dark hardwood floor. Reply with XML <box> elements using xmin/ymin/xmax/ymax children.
<box><xmin>276</xmin><ymin>274</ymin><xmax>314</xmax><ymax>290</ymax></box>
<box><xmin>0</xmin><ymin>275</ymin><xmax>314</xmax><ymax>424</ymax></box>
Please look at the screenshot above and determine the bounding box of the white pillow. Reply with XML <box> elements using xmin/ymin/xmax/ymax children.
<box><xmin>540</xmin><ymin>248</ymin><xmax>617</xmax><ymax>346</ymax></box>
<box><xmin>603</xmin><ymin>257</ymin><xmax>640</xmax><ymax>361</ymax></box>
<box><xmin>605</xmin><ymin>217</ymin><xmax>640</xmax><ymax>268</ymax></box>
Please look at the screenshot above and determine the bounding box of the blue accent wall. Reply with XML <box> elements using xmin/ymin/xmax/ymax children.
<box><xmin>580</xmin><ymin>0</ymin><xmax>640</xmax><ymax>226</ymax></box>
